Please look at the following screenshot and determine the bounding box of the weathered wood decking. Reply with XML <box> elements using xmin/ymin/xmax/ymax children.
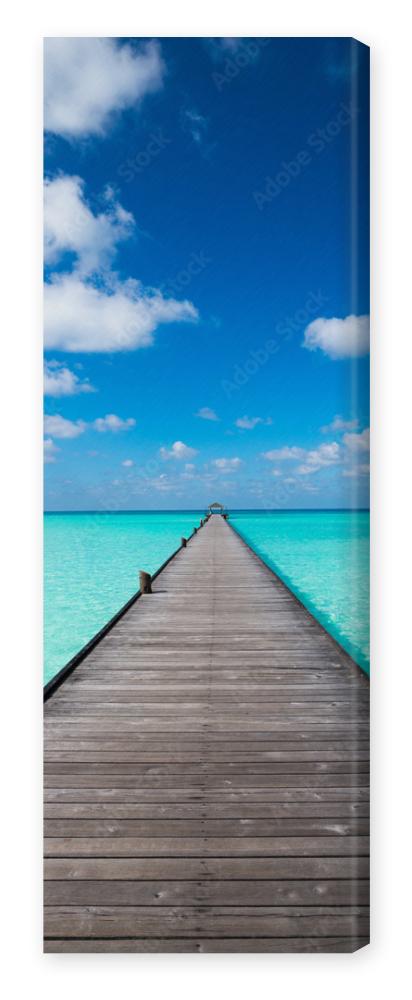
<box><xmin>44</xmin><ymin>514</ymin><xmax>369</xmax><ymax>953</ymax></box>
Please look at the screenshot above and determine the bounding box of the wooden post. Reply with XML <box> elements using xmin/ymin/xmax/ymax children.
<box><xmin>139</xmin><ymin>570</ymin><xmax>152</xmax><ymax>594</ymax></box>
<box><xmin>200</xmin><ymin>519</ymin><xmax>204</xmax><ymax>527</ymax></box>
<box><xmin>181</xmin><ymin>537</ymin><xmax>187</xmax><ymax>547</ymax></box>
<box><xmin>193</xmin><ymin>527</ymin><xmax>197</xmax><ymax>534</ymax></box>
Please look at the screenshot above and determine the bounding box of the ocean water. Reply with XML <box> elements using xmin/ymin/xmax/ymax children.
<box><xmin>44</xmin><ymin>511</ymin><xmax>199</xmax><ymax>684</ymax></box>
<box><xmin>231</xmin><ymin>511</ymin><xmax>370</xmax><ymax>674</ymax></box>
<box><xmin>44</xmin><ymin>509</ymin><xmax>370</xmax><ymax>684</ymax></box>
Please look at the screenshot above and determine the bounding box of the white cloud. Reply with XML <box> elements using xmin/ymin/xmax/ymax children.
<box><xmin>264</xmin><ymin>441</ymin><xmax>341</xmax><ymax>475</ymax></box>
<box><xmin>122</xmin><ymin>459</ymin><xmax>134</xmax><ymax>467</ymax></box>
<box><xmin>196</xmin><ymin>407</ymin><xmax>219</xmax><ymax>421</ymax></box>
<box><xmin>321</xmin><ymin>415</ymin><xmax>359</xmax><ymax>434</ymax></box>
<box><xmin>181</xmin><ymin>107</ymin><xmax>208</xmax><ymax>145</ymax></box>
<box><xmin>44</xmin><ymin>173</ymin><xmax>199</xmax><ymax>354</ymax></box>
<box><xmin>341</xmin><ymin>428</ymin><xmax>370</xmax><ymax>478</ymax></box>
<box><xmin>160</xmin><ymin>441</ymin><xmax>198</xmax><ymax>461</ymax></box>
<box><xmin>303</xmin><ymin>314</ymin><xmax>370</xmax><ymax>359</ymax></box>
<box><xmin>44</xmin><ymin>359</ymin><xmax>95</xmax><ymax>396</ymax></box>
<box><xmin>44</xmin><ymin>414</ymin><xmax>86</xmax><ymax>439</ymax></box>
<box><xmin>44</xmin><ymin>175</ymin><xmax>134</xmax><ymax>274</ymax></box>
<box><xmin>343</xmin><ymin>428</ymin><xmax>370</xmax><ymax>452</ymax></box>
<box><xmin>44</xmin><ymin>438</ymin><xmax>60</xmax><ymax>462</ymax></box>
<box><xmin>212</xmin><ymin>457</ymin><xmax>243</xmax><ymax>472</ymax></box>
<box><xmin>297</xmin><ymin>442</ymin><xmax>341</xmax><ymax>474</ymax></box>
<box><xmin>44</xmin><ymin>273</ymin><xmax>198</xmax><ymax>353</ymax></box>
<box><xmin>343</xmin><ymin>464</ymin><xmax>370</xmax><ymax>478</ymax></box>
<box><xmin>264</xmin><ymin>431</ymin><xmax>369</xmax><ymax>482</ymax></box>
<box><xmin>148</xmin><ymin>473</ymin><xmax>174</xmax><ymax>493</ymax></box>
<box><xmin>44</xmin><ymin>412</ymin><xmax>135</xmax><ymax>440</ymax></box>
<box><xmin>263</xmin><ymin>446</ymin><xmax>305</xmax><ymax>461</ymax></box>
<box><xmin>93</xmin><ymin>414</ymin><xmax>135</xmax><ymax>433</ymax></box>
<box><xmin>236</xmin><ymin>415</ymin><xmax>272</xmax><ymax>430</ymax></box>
<box><xmin>44</xmin><ymin>38</ymin><xmax>165</xmax><ymax>138</ymax></box>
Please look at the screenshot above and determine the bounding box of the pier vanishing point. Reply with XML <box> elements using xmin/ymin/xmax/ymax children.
<box><xmin>44</xmin><ymin>511</ymin><xmax>370</xmax><ymax>953</ymax></box>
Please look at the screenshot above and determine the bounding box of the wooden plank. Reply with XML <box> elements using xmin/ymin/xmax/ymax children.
<box><xmin>44</xmin><ymin>835</ymin><xmax>369</xmax><ymax>857</ymax></box>
<box><xmin>44</xmin><ymin>938</ymin><xmax>369</xmax><ymax>953</ymax></box>
<box><xmin>44</xmin><ymin>879</ymin><xmax>370</xmax><ymax>906</ymax></box>
<box><xmin>44</xmin><ymin>786</ymin><xmax>370</xmax><ymax>803</ymax></box>
<box><xmin>44</xmin><ymin>801</ymin><xmax>370</xmax><ymax>819</ymax></box>
<box><xmin>44</xmin><ymin>905</ymin><xmax>370</xmax><ymax>938</ymax></box>
<box><xmin>44</xmin><ymin>513</ymin><xmax>369</xmax><ymax>953</ymax></box>
<box><xmin>44</xmin><ymin>817</ymin><xmax>368</xmax><ymax>837</ymax></box>
<box><xmin>44</xmin><ymin>856</ymin><xmax>370</xmax><ymax>880</ymax></box>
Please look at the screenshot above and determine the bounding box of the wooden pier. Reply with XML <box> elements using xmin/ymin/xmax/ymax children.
<box><xmin>44</xmin><ymin>513</ymin><xmax>370</xmax><ymax>953</ymax></box>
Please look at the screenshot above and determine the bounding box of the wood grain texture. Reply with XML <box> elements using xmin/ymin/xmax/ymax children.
<box><xmin>44</xmin><ymin>513</ymin><xmax>369</xmax><ymax>953</ymax></box>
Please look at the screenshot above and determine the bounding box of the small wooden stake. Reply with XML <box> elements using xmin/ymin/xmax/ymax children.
<box><xmin>181</xmin><ymin>537</ymin><xmax>187</xmax><ymax>547</ymax></box>
<box><xmin>139</xmin><ymin>570</ymin><xmax>152</xmax><ymax>594</ymax></box>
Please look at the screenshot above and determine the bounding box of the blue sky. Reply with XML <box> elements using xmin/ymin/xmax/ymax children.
<box><xmin>44</xmin><ymin>36</ymin><xmax>369</xmax><ymax>510</ymax></box>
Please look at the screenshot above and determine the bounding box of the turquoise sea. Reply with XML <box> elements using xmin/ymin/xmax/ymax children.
<box><xmin>231</xmin><ymin>511</ymin><xmax>370</xmax><ymax>674</ymax></box>
<box><xmin>44</xmin><ymin>511</ymin><xmax>198</xmax><ymax>684</ymax></box>
<box><xmin>44</xmin><ymin>510</ymin><xmax>370</xmax><ymax>683</ymax></box>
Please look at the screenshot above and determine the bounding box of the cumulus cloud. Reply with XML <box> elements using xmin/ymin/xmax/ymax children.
<box><xmin>44</xmin><ymin>173</ymin><xmax>199</xmax><ymax>353</ymax></box>
<box><xmin>212</xmin><ymin>457</ymin><xmax>243</xmax><ymax>472</ymax></box>
<box><xmin>321</xmin><ymin>415</ymin><xmax>359</xmax><ymax>434</ymax></box>
<box><xmin>44</xmin><ymin>414</ymin><xmax>86</xmax><ymax>439</ymax></box>
<box><xmin>160</xmin><ymin>441</ymin><xmax>198</xmax><ymax>461</ymax></box>
<box><xmin>44</xmin><ymin>359</ymin><xmax>95</xmax><ymax>396</ymax></box>
<box><xmin>44</xmin><ymin>38</ymin><xmax>165</xmax><ymax>138</ymax></box>
<box><xmin>343</xmin><ymin>464</ymin><xmax>370</xmax><ymax>478</ymax></box>
<box><xmin>122</xmin><ymin>459</ymin><xmax>134</xmax><ymax>467</ymax></box>
<box><xmin>264</xmin><ymin>441</ymin><xmax>341</xmax><ymax>475</ymax></box>
<box><xmin>264</xmin><ymin>429</ymin><xmax>370</xmax><ymax>482</ymax></box>
<box><xmin>303</xmin><ymin>314</ymin><xmax>370</xmax><ymax>359</ymax></box>
<box><xmin>44</xmin><ymin>175</ymin><xmax>134</xmax><ymax>274</ymax></box>
<box><xmin>44</xmin><ymin>438</ymin><xmax>60</xmax><ymax>462</ymax></box>
<box><xmin>296</xmin><ymin>443</ymin><xmax>341</xmax><ymax>475</ymax></box>
<box><xmin>343</xmin><ymin>428</ymin><xmax>370</xmax><ymax>452</ymax></box>
<box><xmin>93</xmin><ymin>414</ymin><xmax>135</xmax><ymax>433</ymax></box>
<box><xmin>236</xmin><ymin>415</ymin><xmax>272</xmax><ymax>430</ymax></box>
<box><xmin>44</xmin><ymin>412</ymin><xmax>135</xmax><ymax>440</ymax></box>
<box><xmin>263</xmin><ymin>446</ymin><xmax>305</xmax><ymax>461</ymax></box>
<box><xmin>196</xmin><ymin>407</ymin><xmax>219</xmax><ymax>421</ymax></box>
<box><xmin>44</xmin><ymin>273</ymin><xmax>198</xmax><ymax>353</ymax></box>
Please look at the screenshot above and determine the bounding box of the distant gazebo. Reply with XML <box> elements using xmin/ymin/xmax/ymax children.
<box><xmin>206</xmin><ymin>501</ymin><xmax>228</xmax><ymax>518</ymax></box>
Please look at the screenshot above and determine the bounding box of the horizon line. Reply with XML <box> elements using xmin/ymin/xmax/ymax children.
<box><xmin>44</xmin><ymin>506</ymin><xmax>370</xmax><ymax>514</ymax></box>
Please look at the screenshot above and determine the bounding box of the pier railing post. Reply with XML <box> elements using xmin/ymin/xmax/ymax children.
<box><xmin>139</xmin><ymin>570</ymin><xmax>152</xmax><ymax>594</ymax></box>
<box><xmin>181</xmin><ymin>537</ymin><xmax>187</xmax><ymax>547</ymax></box>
